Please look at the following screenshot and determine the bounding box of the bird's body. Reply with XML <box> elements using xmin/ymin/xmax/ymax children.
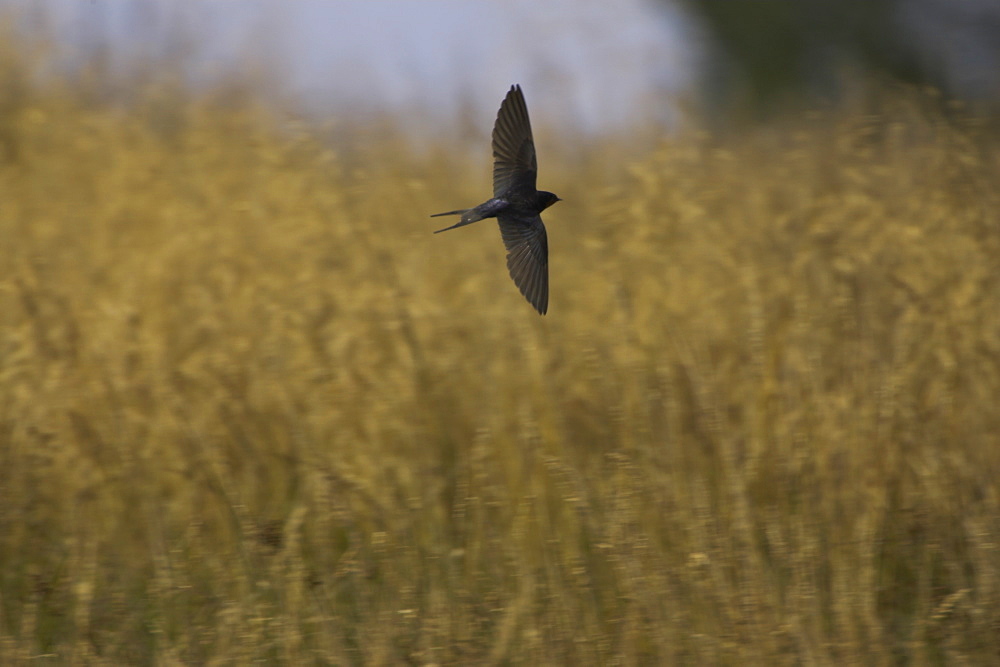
<box><xmin>432</xmin><ymin>84</ymin><xmax>559</xmax><ymax>315</ymax></box>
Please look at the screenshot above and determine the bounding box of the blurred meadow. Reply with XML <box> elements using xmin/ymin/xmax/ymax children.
<box><xmin>2</xmin><ymin>20</ymin><xmax>1000</xmax><ymax>667</ymax></box>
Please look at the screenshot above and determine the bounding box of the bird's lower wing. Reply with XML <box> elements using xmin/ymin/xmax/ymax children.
<box><xmin>498</xmin><ymin>215</ymin><xmax>548</xmax><ymax>315</ymax></box>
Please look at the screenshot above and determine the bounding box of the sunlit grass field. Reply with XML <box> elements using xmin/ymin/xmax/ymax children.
<box><xmin>2</xmin><ymin>37</ymin><xmax>1000</xmax><ymax>666</ymax></box>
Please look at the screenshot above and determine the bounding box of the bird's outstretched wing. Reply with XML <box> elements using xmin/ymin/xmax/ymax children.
<box><xmin>492</xmin><ymin>84</ymin><xmax>537</xmax><ymax>198</ymax></box>
<box><xmin>498</xmin><ymin>214</ymin><xmax>548</xmax><ymax>315</ymax></box>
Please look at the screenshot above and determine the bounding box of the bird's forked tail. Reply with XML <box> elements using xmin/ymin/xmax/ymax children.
<box><xmin>431</xmin><ymin>208</ymin><xmax>486</xmax><ymax>233</ymax></box>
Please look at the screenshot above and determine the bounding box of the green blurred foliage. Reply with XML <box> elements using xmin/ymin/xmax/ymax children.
<box><xmin>680</xmin><ymin>0</ymin><xmax>990</xmax><ymax>114</ymax></box>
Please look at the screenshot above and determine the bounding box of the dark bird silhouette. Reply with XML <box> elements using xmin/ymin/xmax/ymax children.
<box><xmin>432</xmin><ymin>84</ymin><xmax>560</xmax><ymax>315</ymax></box>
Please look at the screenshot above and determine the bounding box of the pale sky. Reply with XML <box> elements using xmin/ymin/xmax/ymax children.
<box><xmin>10</xmin><ymin>0</ymin><xmax>702</xmax><ymax>135</ymax></box>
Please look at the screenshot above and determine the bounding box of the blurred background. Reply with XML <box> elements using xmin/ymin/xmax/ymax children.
<box><xmin>2</xmin><ymin>1</ymin><xmax>999</xmax><ymax>664</ymax></box>
<box><xmin>10</xmin><ymin>0</ymin><xmax>1000</xmax><ymax>131</ymax></box>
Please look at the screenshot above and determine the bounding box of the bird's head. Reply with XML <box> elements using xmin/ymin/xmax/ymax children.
<box><xmin>539</xmin><ymin>191</ymin><xmax>561</xmax><ymax>211</ymax></box>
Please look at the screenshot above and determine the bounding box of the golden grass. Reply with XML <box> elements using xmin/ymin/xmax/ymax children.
<box><xmin>1</xmin><ymin>38</ymin><xmax>1000</xmax><ymax>666</ymax></box>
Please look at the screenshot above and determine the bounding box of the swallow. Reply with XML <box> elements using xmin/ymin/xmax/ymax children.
<box><xmin>432</xmin><ymin>84</ymin><xmax>560</xmax><ymax>315</ymax></box>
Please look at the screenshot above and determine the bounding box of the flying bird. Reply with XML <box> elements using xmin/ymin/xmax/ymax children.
<box><xmin>432</xmin><ymin>84</ymin><xmax>560</xmax><ymax>315</ymax></box>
